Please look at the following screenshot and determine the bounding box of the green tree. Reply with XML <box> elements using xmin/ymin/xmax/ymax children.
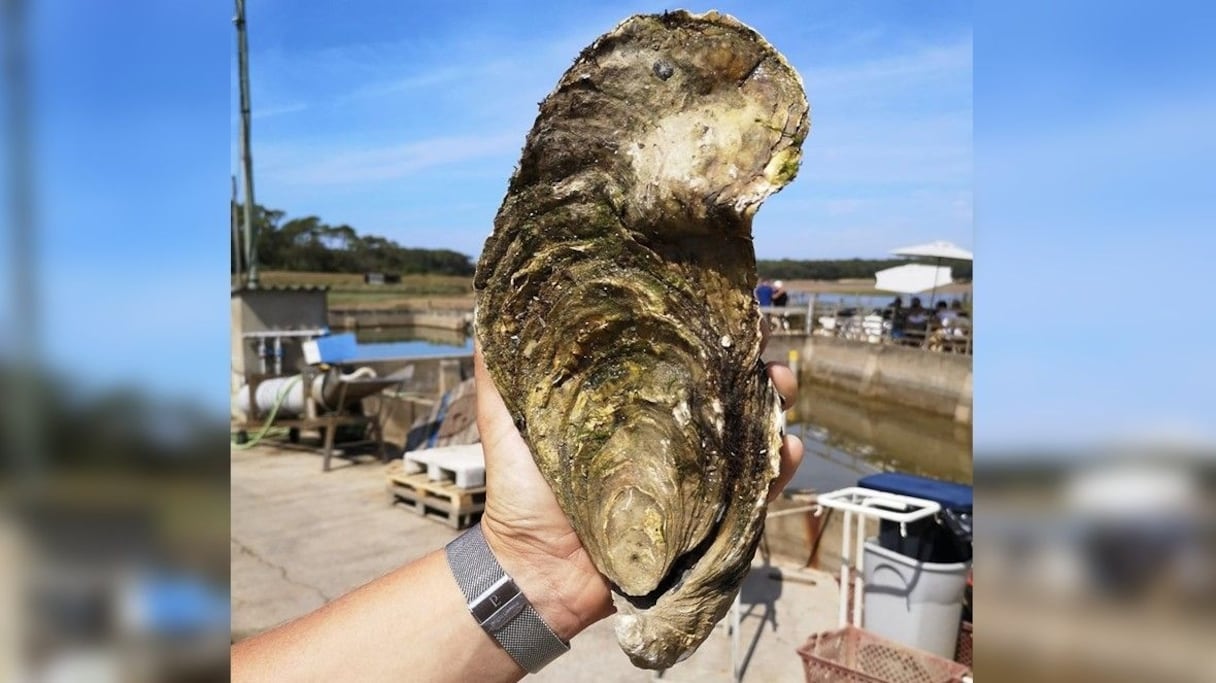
<box><xmin>233</xmin><ymin>203</ymin><xmax>476</xmax><ymax>276</ymax></box>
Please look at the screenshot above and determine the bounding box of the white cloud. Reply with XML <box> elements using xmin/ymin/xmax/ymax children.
<box><xmin>803</xmin><ymin>36</ymin><xmax>972</xmax><ymax>96</ymax></box>
<box><xmin>251</xmin><ymin>102</ymin><xmax>309</xmax><ymax>119</ymax></box>
<box><xmin>260</xmin><ymin>132</ymin><xmax>521</xmax><ymax>186</ymax></box>
<box><xmin>337</xmin><ymin>58</ymin><xmax>526</xmax><ymax>103</ymax></box>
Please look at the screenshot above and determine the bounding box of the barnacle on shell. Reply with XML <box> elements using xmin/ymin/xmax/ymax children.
<box><xmin>474</xmin><ymin>10</ymin><xmax>809</xmax><ymax>669</ymax></box>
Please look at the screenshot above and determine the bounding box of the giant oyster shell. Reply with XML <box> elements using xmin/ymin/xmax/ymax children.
<box><xmin>474</xmin><ymin>10</ymin><xmax>809</xmax><ymax>669</ymax></box>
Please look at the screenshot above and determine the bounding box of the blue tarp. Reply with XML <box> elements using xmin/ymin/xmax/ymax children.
<box><xmin>310</xmin><ymin>332</ymin><xmax>359</xmax><ymax>363</ymax></box>
<box><xmin>858</xmin><ymin>472</ymin><xmax>972</xmax><ymax>513</ymax></box>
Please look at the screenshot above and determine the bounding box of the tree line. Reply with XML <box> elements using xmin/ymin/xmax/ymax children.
<box><xmin>232</xmin><ymin>203</ymin><xmax>971</xmax><ymax>281</ymax></box>
<box><xmin>758</xmin><ymin>258</ymin><xmax>972</xmax><ymax>281</ymax></box>
<box><xmin>232</xmin><ymin>203</ymin><xmax>475</xmax><ymax>277</ymax></box>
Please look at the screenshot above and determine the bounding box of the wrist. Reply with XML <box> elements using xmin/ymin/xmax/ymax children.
<box><xmin>479</xmin><ymin>518</ymin><xmax>613</xmax><ymax>642</ymax></box>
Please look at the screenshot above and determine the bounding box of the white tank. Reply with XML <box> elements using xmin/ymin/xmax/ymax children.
<box><xmin>231</xmin><ymin>367</ymin><xmax>377</xmax><ymax>418</ymax></box>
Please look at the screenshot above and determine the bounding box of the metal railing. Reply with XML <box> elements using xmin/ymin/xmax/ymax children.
<box><xmin>760</xmin><ymin>302</ymin><xmax>973</xmax><ymax>355</ymax></box>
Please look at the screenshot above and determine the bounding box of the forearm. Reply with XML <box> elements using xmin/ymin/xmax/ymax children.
<box><xmin>231</xmin><ymin>549</ymin><xmax>530</xmax><ymax>683</ymax></box>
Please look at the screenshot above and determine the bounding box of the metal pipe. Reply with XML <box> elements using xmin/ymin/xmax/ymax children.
<box><xmin>230</xmin><ymin>174</ymin><xmax>242</xmax><ymax>280</ymax></box>
<box><xmin>764</xmin><ymin>504</ymin><xmax>821</xmax><ymax>519</ymax></box>
<box><xmin>854</xmin><ymin>504</ymin><xmax>866</xmax><ymax>627</ymax></box>
<box><xmin>272</xmin><ymin>336</ymin><xmax>283</xmax><ymax>375</ymax></box>
<box><xmin>256</xmin><ymin>337</ymin><xmax>267</xmax><ymax>374</ymax></box>
<box><xmin>816</xmin><ymin>487</ymin><xmax>941</xmax><ymax>523</ymax></box>
<box><xmin>838</xmin><ymin>510</ymin><xmax>851</xmax><ymax>627</ymax></box>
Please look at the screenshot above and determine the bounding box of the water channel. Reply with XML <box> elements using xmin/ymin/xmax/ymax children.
<box><xmin>786</xmin><ymin>382</ymin><xmax>972</xmax><ymax>491</ymax></box>
<box><xmin>356</xmin><ymin>326</ymin><xmax>972</xmax><ymax>490</ymax></box>
<box><xmin>348</xmin><ymin>325</ymin><xmax>474</xmax><ymax>358</ymax></box>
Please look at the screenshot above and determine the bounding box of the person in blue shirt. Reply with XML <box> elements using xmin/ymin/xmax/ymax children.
<box><xmin>755</xmin><ymin>279</ymin><xmax>774</xmax><ymax>306</ymax></box>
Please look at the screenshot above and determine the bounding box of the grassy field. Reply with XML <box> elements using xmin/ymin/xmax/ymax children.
<box><xmin>785</xmin><ymin>278</ymin><xmax>972</xmax><ymax>296</ymax></box>
<box><xmin>248</xmin><ymin>271</ymin><xmax>971</xmax><ymax>309</ymax></box>
<box><xmin>252</xmin><ymin>270</ymin><xmax>475</xmax><ymax>310</ymax></box>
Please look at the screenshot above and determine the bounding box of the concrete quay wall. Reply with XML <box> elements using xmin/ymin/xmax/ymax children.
<box><xmin>329</xmin><ymin>308</ymin><xmax>472</xmax><ymax>332</ymax></box>
<box><xmin>762</xmin><ymin>334</ymin><xmax>972</xmax><ymax>424</ymax></box>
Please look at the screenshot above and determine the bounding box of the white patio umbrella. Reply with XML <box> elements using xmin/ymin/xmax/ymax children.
<box><xmin>874</xmin><ymin>264</ymin><xmax>953</xmax><ymax>295</ymax></box>
<box><xmin>889</xmin><ymin>240</ymin><xmax>973</xmax><ymax>261</ymax></box>
<box><xmin>889</xmin><ymin>240</ymin><xmax>972</xmax><ymax>305</ymax></box>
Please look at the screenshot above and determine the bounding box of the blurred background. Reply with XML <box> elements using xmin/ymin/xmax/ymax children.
<box><xmin>1</xmin><ymin>1</ymin><xmax>230</xmax><ymax>681</ymax></box>
<box><xmin>0</xmin><ymin>0</ymin><xmax>1213</xmax><ymax>682</ymax></box>
<box><xmin>974</xmin><ymin>0</ymin><xmax>1216</xmax><ymax>681</ymax></box>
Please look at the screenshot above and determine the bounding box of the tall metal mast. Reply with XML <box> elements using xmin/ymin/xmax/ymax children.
<box><xmin>235</xmin><ymin>0</ymin><xmax>259</xmax><ymax>288</ymax></box>
<box><xmin>231</xmin><ymin>174</ymin><xmax>242</xmax><ymax>279</ymax></box>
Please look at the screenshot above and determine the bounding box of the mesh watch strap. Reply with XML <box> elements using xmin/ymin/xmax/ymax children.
<box><xmin>445</xmin><ymin>524</ymin><xmax>571</xmax><ymax>673</ymax></box>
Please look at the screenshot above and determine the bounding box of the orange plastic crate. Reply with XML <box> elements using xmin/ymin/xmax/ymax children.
<box><xmin>955</xmin><ymin>621</ymin><xmax>972</xmax><ymax>668</ymax></box>
<box><xmin>797</xmin><ymin>625</ymin><xmax>971</xmax><ymax>683</ymax></box>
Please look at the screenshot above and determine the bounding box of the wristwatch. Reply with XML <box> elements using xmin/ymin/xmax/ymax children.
<box><xmin>445</xmin><ymin>524</ymin><xmax>571</xmax><ymax>672</ymax></box>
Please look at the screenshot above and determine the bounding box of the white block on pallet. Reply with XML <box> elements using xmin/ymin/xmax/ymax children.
<box><xmin>403</xmin><ymin>444</ymin><xmax>486</xmax><ymax>489</ymax></box>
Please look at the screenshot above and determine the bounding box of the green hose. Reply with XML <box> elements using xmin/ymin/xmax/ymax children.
<box><xmin>233</xmin><ymin>375</ymin><xmax>303</xmax><ymax>449</ymax></box>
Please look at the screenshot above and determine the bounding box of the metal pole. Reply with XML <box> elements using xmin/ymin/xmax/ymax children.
<box><xmin>838</xmin><ymin>510</ymin><xmax>851</xmax><ymax>627</ymax></box>
<box><xmin>235</xmin><ymin>0</ymin><xmax>258</xmax><ymax>288</ymax></box>
<box><xmin>804</xmin><ymin>292</ymin><xmax>816</xmax><ymax>334</ymax></box>
<box><xmin>231</xmin><ymin>174</ymin><xmax>242</xmax><ymax>280</ymax></box>
<box><xmin>929</xmin><ymin>256</ymin><xmax>942</xmax><ymax>308</ymax></box>
<box><xmin>3</xmin><ymin>0</ymin><xmax>42</xmax><ymax>477</ymax></box>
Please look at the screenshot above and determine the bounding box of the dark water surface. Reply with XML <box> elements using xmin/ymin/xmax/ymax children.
<box><xmin>785</xmin><ymin>381</ymin><xmax>972</xmax><ymax>493</ymax></box>
<box><xmin>348</xmin><ymin>325</ymin><xmax>473</xmax><ymax>359</ymax></box>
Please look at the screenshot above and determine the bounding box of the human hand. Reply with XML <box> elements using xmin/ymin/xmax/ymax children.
<box><xmin>761</xmin><ymin>315</ymin><xmax>806</xmax><ymax>499</ymax></box>
<box><xmin>474</xmin><ymin>344</ymin><xmax>615</xmax><ymax>642</ymax></box>
<box><xmin>474</xmin><ymin>336</ymin><xmax>803</xmax><ymax>642</ymax></box>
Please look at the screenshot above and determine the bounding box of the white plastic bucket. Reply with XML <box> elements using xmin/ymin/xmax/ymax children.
<box><xmin>862</xmin><ymin>537</ymin><xmax>968</xmax><ymax>659</ymax></box>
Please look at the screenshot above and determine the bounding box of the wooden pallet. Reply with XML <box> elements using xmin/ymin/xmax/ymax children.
<box><xmin>387</xmin><ymin>463</ymin><xmax>486</xmax><ymax>529</ymax></box>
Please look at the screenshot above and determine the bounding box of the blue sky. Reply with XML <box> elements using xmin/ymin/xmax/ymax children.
<box><xmin>973</xmin><ymin>1</ymin><xmax>1216</xmax><ymax>451</ymax></box>
<box><xmin>240</xmin><ymin>0</ymin><xmax>972</xmax><ymax>260</ymax></box>
<box><xmin>10</xmin><ymin>1</ymin><xmax>229</xmax><ymax>406</ymax></box>
<box><xmin>9</xmin><ymin>1</ymin><xmax>1212</xmax><ymax>450</ymax></box>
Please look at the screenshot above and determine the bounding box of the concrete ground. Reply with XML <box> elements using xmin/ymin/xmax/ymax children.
<box><xmin>232</xmin><ymin>444</ymin><xmax>840</xmax><ymax>682</ymax></box>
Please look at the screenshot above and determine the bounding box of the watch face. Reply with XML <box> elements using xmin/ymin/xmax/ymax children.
<box><xmin>471</xmin><ymin>577</ymin><xmax>527</xmax><ymax>631</ymax></box>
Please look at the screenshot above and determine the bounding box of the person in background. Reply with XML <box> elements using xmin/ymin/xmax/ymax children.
<box><xmin>930</xmin><ymin>299</ymin><xmax>969</xmax><ymax>352</ymax></box>
<box><xmin>883</xmin><ymin>296</ymin><xmax>903</xmax><ymax>320</ymax></box>
<box><xmin>884</xmin><ymin>296</ymin><xmax>905</xmax><ymax>340</ymax></box>
<box><xmin>771</xmin><ymin>280</ymin><xmax>789</xmax><ymax>307</ymax></box>
<box><xmin>755</xmin><ymin>278</ymin><xmax>774</xmax><ymax>306</ymax></box>
<box><xmin>902</xmin><ymin>297</ymin><xmax>930</xmax><ymax>345</ymax></box>
<box><xmin>934</xmin><ymin>300</ymin><xmax>957</xmax><ymax>327</ymax></box>
<box><xmin>951</xmin><ymin>299</ymin><xmax>969</xmax><ymax>319</ymax></box>
<box><xmin>770</xmin><ymin>280</ymin><xmax>790</xmax><ymax>330</ymax></box>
